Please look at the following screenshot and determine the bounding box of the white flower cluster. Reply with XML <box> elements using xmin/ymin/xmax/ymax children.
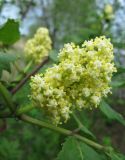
<box><xmin>24</xmin><ymin>27</ymin><xmax>52</xmax><ymax>64</ymax></box>
<box><xmin>30</xmin><ymin>36</ymin><xmax>116</xmax><ymax>125</ymax></box>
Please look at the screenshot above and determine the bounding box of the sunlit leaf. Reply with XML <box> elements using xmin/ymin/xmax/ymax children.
<box><xmin>0</xmin><ymin>19</ymin><xmax>20</xmax><ymax>45</ymax></box>
<box><xmin>100</xmin><ymin>100</ymin><xmax>125</xmax><ymax>126</ymax></box>
<box><xmin>56</xmin><ymin>137</ymin><xmax>105</xmax><ymax>160</ymax></box>
<box><xmin>0</xmin><ymin>53</ymin><xmax>17</xmax><ymax>77</ymax></box>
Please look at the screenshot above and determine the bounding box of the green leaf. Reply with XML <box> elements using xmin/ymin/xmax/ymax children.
<box><xmin>117</xmin><ymin>67</ymin><xmax>125</xmax><ymax>74</ymax></box>
<box><xmin>56</xmin><ymin>137</ymin><xmax>105</xmax><ymax>160</ymax></box>
<box><xmin>79</xmin><ymin>141</ymin><xmax>106</xmax><ymax>160</ymax></box>
<box><xmin>13</xmin><ymin>82</ymin><xmax>30</xmax><ymax>106</ymax></box>
<box><xmin>0</xmin><ymin>19</ymin><xmax>20</xmax><ymax>45</ymax></box>
<box><xmin>100</xmin><ymin>100</ymin><xmax>125</xmax><ymax>126</ymax></box>
<box><xmin>110</xmin><ymin>154</ymin><xmax>124</xmax><ymax>160</ymax></box>
<box><xmin>108</xmin><ymin>150</ymin><xmax>125</xmax><ymax>160</ymax></box>
<box><xmin>0</xmin><ymin>53</ymin><xmax>17</xmax><ymax>77</ymax></box>
<box><xmin>111</xmin><ymin>80</ymin><xmax>125</xmax><ymax>88</ymax></box>
<box><xmin>0</xmin><ymin>138</ymin><xmax>22</xmax><ymax>160</ymax></box>
<box><xmin>56</xmin><ymin>137</ymin><xmax>83</xmax><ymax>160</ymax></box>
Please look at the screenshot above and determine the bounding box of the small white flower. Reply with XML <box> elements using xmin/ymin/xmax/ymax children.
<box><xmin>82</xmin><ymin>88</ymin><xmax>91</xmax><ymax>97</ymax></box>
<box><xmin>48</xmin><ymin>99</ymin><xmax>58</xmax><ymax>107</ymax></box>
<box><xmin>91</xmin><ymin>96</ymin><xmax>100</xmax><ymax>105</ymax></box>
<box><xmin>44</xmin><ymin>89</ymin><xmax>53</xmax><ymax>96</ymax></box>
<box><xmin>65</xmin><ymin>43</ymin><xmax>74</xmax><ymax>53</ymax></box>
<box><xmin>94</xmin><ymin>60</ymin><xmax>102</xmax><ymax>68</ymax></box>
<box><xmin>76</xmin><ymin>99</ymin><xmax>84</xmax><ymax>109</ymax></box>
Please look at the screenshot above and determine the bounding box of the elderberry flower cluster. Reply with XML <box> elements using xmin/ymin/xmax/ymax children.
<box><xmin>30</xmin><ymin>36</ymin><xmax>116</xmax><ymax>125</ymax></box>
<box><xmin>24</xmin><ymin>27</ymin><xmax>52</xmax><ymax>64</ymax></box>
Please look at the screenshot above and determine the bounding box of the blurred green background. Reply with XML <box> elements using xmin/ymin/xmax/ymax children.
<box><xmin>0</xmin><ymin>0</ymin><xmax>125</xmax><ymax>159</ymax></box>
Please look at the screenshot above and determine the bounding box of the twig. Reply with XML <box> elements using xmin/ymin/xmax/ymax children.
<box><xmin>21</xmin><ymin>114</ymin><xmax>109</xmax><ymax>152</ymax></box>
<box><xmin>11</xmin><ymin>57</ymin><xmax>49</xmax><ymax>95</ymax></box>
<box><xmin>0</xmin><ymin>82</ymin><xmax>111</xmax><ymax>154</ymax></box>
<box><xmin>72</xmin><ymin>127</ymin><xmax>81</xmax><ymax>134</ymax></box>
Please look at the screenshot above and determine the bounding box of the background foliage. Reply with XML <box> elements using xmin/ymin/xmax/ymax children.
<box><xmin>0</xmin><ymin>0</ymin><xmax>125</xmax><ymax>159</ymax></box>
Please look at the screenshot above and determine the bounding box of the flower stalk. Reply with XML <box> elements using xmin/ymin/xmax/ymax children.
<box><xmin>21</xmin><ymin>114</ymin><xmax>109</xmax><ymax>152</ymax></box>
<box><xmin>0</xmin><ymin>82</ymin><xmax>110</xmax><ymax>153</ymax></box>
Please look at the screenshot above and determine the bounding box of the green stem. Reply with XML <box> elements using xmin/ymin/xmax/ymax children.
<box><xmin>21</xmin><ymin>114</ymin><xmax>108</xmax><ymax>152</ymax></box>
<box><xmin>0</xmin><ymin>82</ymin><xmax>15</xmax><ymax>113</ymax></box>
<box><xmin>0</xmin><ymin>83</ymin><xmax>109</xmax><ymax>153</ymax></box>
<box><xmin>21</xmin><ymin>114</ymin><xmax>71</xmax><ymax>135</ymax></box>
